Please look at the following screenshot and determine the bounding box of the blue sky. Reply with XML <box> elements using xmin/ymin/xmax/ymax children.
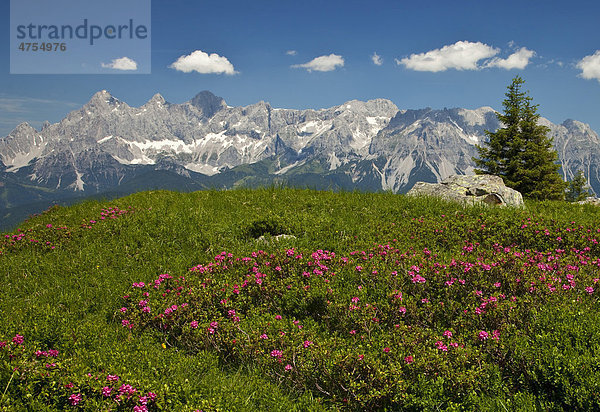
<box><xmin>1</xmin><ymin>0</ymin><xmax>600</xmax><ymax>136</ymax></box>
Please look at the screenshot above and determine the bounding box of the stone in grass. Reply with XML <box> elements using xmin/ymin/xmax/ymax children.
<box><xmin>407</xmin><ymin>174</ymin><xmax>524</xmax><ymax>207</ymax></box>
<box><xmin>576</xmin><ymin>197</ymin><xmax>600</xmax><ymax>206</ymax></box>
<box><xmin>257</xmin><ymin>234</ymin><xmax>297</xmax><ymax>242</ymax></box>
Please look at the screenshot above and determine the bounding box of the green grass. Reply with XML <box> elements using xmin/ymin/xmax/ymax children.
<box><xmin>1</xmin><ymin>188</ymin><xmax>600</xmax><ymax>410</ymax></box>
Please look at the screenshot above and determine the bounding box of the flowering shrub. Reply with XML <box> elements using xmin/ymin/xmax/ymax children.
<box><xmin>0</xmin><ymin>333</ymin><xmax>157</xmax><ymax>410</ymax></box>
<box><xmin>0</xmin><ymin>206</ymin><xmax>133</xmax><ymax>255</ymax></box>
<box><xmin>120</xmin><ymin>241</ymin><xmax>600</xmax><ymax>409</ymax></box>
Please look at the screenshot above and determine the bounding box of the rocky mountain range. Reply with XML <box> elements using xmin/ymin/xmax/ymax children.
<box><xmin>1</xmin><ymin>90</ymin><xmax>599</xmax><ymax>228</ymax></box>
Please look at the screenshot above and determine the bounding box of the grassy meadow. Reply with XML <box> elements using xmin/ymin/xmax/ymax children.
<box><xmin>1</xmin><ymin>187</ymin><xmax>600</xmax><ymax>411</ymax></box>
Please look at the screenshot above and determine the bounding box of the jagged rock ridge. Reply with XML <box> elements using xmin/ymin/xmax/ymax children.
<box><xmin>1</xmin><ymin>90</ymin><xmax>599</xmax><ymax>204</ymax></box>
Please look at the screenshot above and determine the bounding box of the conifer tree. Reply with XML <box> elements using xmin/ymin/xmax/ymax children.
<box><xmin>474</xmin><ymin>76</ymin><xmax>566</xmax><ymax>200</ymax></box>
<box><xmin>566</xmin><ymin>170</ymin><xmax>591</xmax><ymax>202</ymax></box>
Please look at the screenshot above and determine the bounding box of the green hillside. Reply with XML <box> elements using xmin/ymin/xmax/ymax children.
<box><xmin>2</xmin><ymin>188</ymin><xmax>600</xmax><ymax>410</ymax></box>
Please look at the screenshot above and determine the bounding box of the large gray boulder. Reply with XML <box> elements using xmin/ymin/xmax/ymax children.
<box><xmin>576</xmin><ymin>197</ymin><xmax>600</xmax><ymax>206</ymax></box>
<box><xmin>407</xmin><ymin>174</ymin><xmax>524</xmax><ymax>207</ymax></box>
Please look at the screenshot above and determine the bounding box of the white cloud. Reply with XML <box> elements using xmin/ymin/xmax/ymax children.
<box><xmin>486</xmin><ymin>47</ymin><xmax>535</xmax><ymax>70</ymax></box>
<box><xmin>286</xmin><ymin>50</ymin><xmax>297</xmax><ymax>56</ymax></box>
<box><xmin>398</xmin><ymin>41</ymin><xmax>499</xmax><ymax>72</ymax></box>
<box><xmin>371</xmin><ymin>52</ymin><xmax>383</xmax><ymax>66</ymax></box>
<box><xmin>169</xmin><ymin>50</ymin><xmax>237</xmax><ymax>75</ymax></box>
<box><xmin>292</xmin><ymin>54</ymin><xmax>344</xmax><ymax>72</ymax></box>
<box><xmin>577</xmin><ymin>51</ymin><xmax>600</xmax><ymax>82</ymax></box>
<box><xmin>101</xmin><ymin>57</ymin><xmax>138</xmax><ymax>71</ymax></box>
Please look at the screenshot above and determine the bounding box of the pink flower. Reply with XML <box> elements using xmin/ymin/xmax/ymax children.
<box><xmin>275</xmin><ymin>315</ymin><xmax>282</xmax><ymax>320</ymax></box>
<box><xmin>358</xmin><ymin>354</ymin><xmax>364</xmax><ymax>361</ymax></box>
<box><xmin>12</xmin><ymin>334</ymin><xmax>24</xmax><ymax>345</ymax></box>
<box><xmin>351</xmin><ymin>296</ymin><xmax>360</xmax><ymax>303</ymax></box>
<box><xmin>383</xmin><ymin>347</ymin><xmax>390</xmax><ymax>353</ymax></box>
<box><xmin>349</xmin><ymin>329</ymin><xmax>356</xmax><ymax>335</ymax></box>
<box><xmin>494</xmin><ymin>282</ymin><xmax>501</xmax><ymax>288</ymax></box>
<box><xmin>586</xmin><ymin>286</ymin><xmax>594</xmax><ymax>294</ymax></box>
<box><xmin>284</xmin><ymin>364</ymin><xmax>293</xmax><ymax>371</ymax></box>
<box><xmin>478</xmin><ymin>331</ymin><xmax>489</xmax><ymax>341</ymax></box>
<box><xmin>443</xmin><ymin>330</ymin><xmax>453</xmax><ymax>338</ymax></box>
<box><xmin>190</xmin><ymin>321</ymin><xmax>198</xmax><ymax>329</ymax></box>
<box><xmin>399</xmin><ymin>307</ymin><xmax>406</xmax><ymax>314</ymax></box>
<box><xmin>68</xmin><ymin>393</ymin><xmax>82</xmax><ymax>406</ymax></box>
<box><xmin>107</xmin><ymin>374</ymin><xmax>119</xmax><ymax>382</ymax></box>
<box><xmin>271</xmin><ymin>350</ymin><xmax>283</xmax><ymax>358</ymax></box>
<box><xmin>102</xmin><ymin>386</ymin><xmax>112</xmax><ymax>397</ymax></box>
<box><xmin>404</xmin><ymin>355</ymin><xmax>414</xmax><ymax>364</ymax></box>
<box><xmin>119</xmin><ymin>383</ymin><xmax>136</xmax><ymax>397</ymax></box>
<box><xmin>303</xmin><ymin>340</ymin><xmax>313</xmax><ymax>348</ymax></box>
<box><xmin>260</xmin><ymin>334</ymin><xmax>268</xmax><ymax>340</ymax></box>
<box><xmin>0</xmin><ymin>341</ymin><xmax>6</xmax><ymax>348</ymax></box>
<box><xmin>492</xmin><ymin>330</ymin><xmax>500</xmax><ymax>341</ymax></box>
<box><xmin>120</xmin><ymin>307</ymin><xmax>127</xmax><ymax>313</ymax></box>
<box><xmin>412</xmin><ymin>274</ymin><xmax>426</xmax><ymax>283</ymax></box>
<box><xmin>134</xmin><ymin>406</ymin><xmax>148</xmax><ymax>412</ymax></box>
<box><xmin>147</xmin><ymin>392</ymin><xmax>157</xmax><ymax>401</ymax></box>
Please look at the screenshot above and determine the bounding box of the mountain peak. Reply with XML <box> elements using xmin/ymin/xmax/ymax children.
<box><xmin>85</xmin><ymin>90</ymin><xmax>120</xmax><ymax>108</ymax></box>
<box><xmin>10</xmin><ymin>122</ymin><xmax>36</xmax><ymax>135</ymax></box>
<box><xmin>562</xmin><ymin>119</ymin><xmax>598</xmax><ymax>137</ymax></box>
<box><xmin>192</xmin><ymin>90</ymin><xmax>219</xmax><ymax>100</ymax></box>
<box><xmin>563</xmin><ymin>119</ymin><xmax>586</xmax><ymax>129</ymax></box>
<box><xmin>189</xmin><ymin>91</ymin><xmax>227</xmax><ymax>118</ymax></box>
<box><xmin>146</xmin><ymin>93</ymin><xmax>166</xmax><ymax>106</ymax></box>
<box><xmin>91</xmin><ymin>89</ymin><xmax>112</xmax><ymax>99</ymax></box>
